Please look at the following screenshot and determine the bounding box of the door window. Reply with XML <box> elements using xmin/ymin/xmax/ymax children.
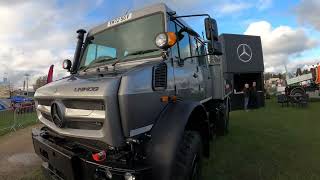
<box><xmin>190</xmin><ymin>37</ymin><xmax>198</xmax><ymax>56</ymax></box>
<box><xmin>168</xmin><ymin>19</ymin><xmax>179</xmax><ymax>58</ymax></box>
<box><xmin>178</xmin><ymin>31</ymin><xmax>191</xmax><ymax>59</ymax></box>
<box><xmin>197</xmin><ymin>40</ymin><xmax>207</xmax><ymax>67</ymax></box>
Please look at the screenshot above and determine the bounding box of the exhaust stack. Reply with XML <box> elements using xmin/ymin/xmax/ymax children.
<box><xmin>71</xmin><ymin>29</ymin><xmax>86</xmax><ymax>74</ymax></box>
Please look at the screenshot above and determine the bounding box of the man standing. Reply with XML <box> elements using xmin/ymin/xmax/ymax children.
<box><xmin>243</xmin><ymin>83</ymin><xmax>250</xmax><ymax>111</ymax></box>
<box><xmin>250</xmin><ymin>82</ymin><xmax>258</xmax><ymax>108</ymax></box>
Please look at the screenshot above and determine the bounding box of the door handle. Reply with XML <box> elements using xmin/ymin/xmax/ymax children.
<box><xmin>193</xmin><ymin>73</ymin><xmax>198</xmax><ymax>78</ymax></box>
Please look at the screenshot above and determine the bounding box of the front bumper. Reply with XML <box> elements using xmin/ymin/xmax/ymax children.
<box><xmin>32</xmin><ymin>128</ymin><xmax>151</xmax><ymax>180</ymax></box>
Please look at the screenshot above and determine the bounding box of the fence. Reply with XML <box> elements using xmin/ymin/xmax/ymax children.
<box><xmin>0</xmin><ymin>105</ymin><xmax>37</xmax><ymax>135</ymax></box>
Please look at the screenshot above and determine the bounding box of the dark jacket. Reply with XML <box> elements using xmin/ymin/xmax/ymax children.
<box><xmin>243</xmin><ymin>87</ymin><xmax>249</xmax><ymax>98</ymax></box>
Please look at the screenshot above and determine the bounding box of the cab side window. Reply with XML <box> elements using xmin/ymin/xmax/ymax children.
<box><xmin>178</xmin><ymin>31</ymin><xmax>191</xmax><ymax>59</ymax></box>
<box><xmin>197</xmin><ymin>40</ymin><xmax>207</xmax><ymax>66</ymax></box>
<box><xmin>190</xmin><ymin>37</ymin><xmax>198</xmax><ymax>56</ymax></box>
<box><xmin>168</xmin><ymin>20</ymin><xmax>179</xmax><ymax>58</ymax></box>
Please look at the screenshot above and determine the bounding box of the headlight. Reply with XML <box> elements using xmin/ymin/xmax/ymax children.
<box><xmin>155</xmin><ymin>32</ymin><xmax>177</xmax><ymax>49</ymax></box>
<box><xmin>155</xmin><ymin>33</ymin><xmax>168</xmax><ymax>48</ymax></box>
<box><xmin>124</xmin><ymin>172</ymin><xmax>136</xmax><ymax>180</ymax></box>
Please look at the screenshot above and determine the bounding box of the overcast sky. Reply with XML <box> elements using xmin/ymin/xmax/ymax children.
<box><xmin>0</xmin><ymin>0</ymin><xmax>320</xmax><ymax>88</ymax></box>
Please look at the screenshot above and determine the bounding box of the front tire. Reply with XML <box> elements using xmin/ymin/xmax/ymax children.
<box><xmin>290</xmin><ymin>87</ymin><xmax>306</xmax><ymax>103</ymax></box>
<box><xmin>172</xmin><ymin>131</ymin><xmax>203</xmax><ymax>180</ymax></box>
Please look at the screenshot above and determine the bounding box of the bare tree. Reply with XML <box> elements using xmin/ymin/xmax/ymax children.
<box><xmin>296</xmin><ymin>68</ymin><xmax>302</xmax><ymax>76</ymax></box>
<box><xmin>33</xmin><ymin>76</ymin><xmax>48</xmax><ymax>91</ymax></box>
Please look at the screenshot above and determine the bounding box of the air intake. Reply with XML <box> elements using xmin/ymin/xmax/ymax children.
<box><xmin>153</xmin><ymin>63</ymin><xmax>167</xmax><ymax>91</ymax></box>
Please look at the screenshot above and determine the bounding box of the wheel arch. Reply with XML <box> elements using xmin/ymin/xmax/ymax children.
<box><xmin>185</xmin><ymin>105</ymin><xmax>210</xmax><ymax>157</ymax></box>
<box><xmin>289</xmin><ymin>86</ymin><xmax>306</xmax><ymax>94</ymax></box>
<box><xmin>148</xmin><ymin>100</ymin><xmax>209</xmax><ymax>180</ymax></box>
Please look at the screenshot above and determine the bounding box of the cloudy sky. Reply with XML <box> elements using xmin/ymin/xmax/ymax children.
<box><xmin>0</xmin><ymin>0</ymin><xmax>319</xmax><ymax>88</ymax></box>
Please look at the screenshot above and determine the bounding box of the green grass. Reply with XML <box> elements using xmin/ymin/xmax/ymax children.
<box><xmin>203</xmin><ymin>99</ymin><xmax>320</xmax><ymax>180</ymax></box>
<box><xmin>22</xmin><ymin>99</ymin><xmax>320</xmax><ymax>180</ymax></box>
<box><xmin>0</xmin><ymin>110</ymin><xmax>37</xmax><ymax>136</ymax></box>
<box><xmin>0</xmin><ymin>110</ymin><xmax>15</xmax><ymax>134</ymax></box>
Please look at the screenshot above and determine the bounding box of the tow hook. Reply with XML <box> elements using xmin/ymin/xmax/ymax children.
<box><xmin>126</xmin><ymin>138</ymin><xmax>141</xmax><ymax>145</ymax></box>
<box><xmin>92</xmin><ymin>150</ymin><xmax>107</xmax><ymax>162</ymax></box>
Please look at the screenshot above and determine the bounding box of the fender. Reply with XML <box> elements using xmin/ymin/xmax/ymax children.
<box><xmin>290</xmin><ymin>86</ymin><xmax>306</xmax><ymax>94</ymax></box>
<box><xmin>148</xmin><ymin>100</ymin><xmax>206</xmax><ymax>180</ymax></box>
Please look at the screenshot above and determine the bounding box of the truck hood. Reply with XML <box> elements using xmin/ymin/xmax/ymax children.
<box><xmin>34</xmin><ymin>74</ymin><xmax>124</xmax><ymax>147</ymax></box>
<box><xmin>35</xmin><ymin>75</ymin><xmax>121</xmax><ymax>99</ymax></box>
<box><xmin>35</xmin><ymin>57</ymin><xmax>162</xmax><ymax>99</ymax></box>
<box><xmin>34</xmin><ymin>58</ymin><xmax>163</xmax><ymax>147</ymax></box>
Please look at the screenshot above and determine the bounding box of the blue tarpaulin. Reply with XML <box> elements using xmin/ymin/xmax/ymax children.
<box><xmin>0</xmin><ymin>104</ymin><xmax>5</xmax><ymax>110</ymax></box>
<box><xmin>10</xmin><ymin>96</ymin><xmax>33</xmax><ymax>104</ymax></box>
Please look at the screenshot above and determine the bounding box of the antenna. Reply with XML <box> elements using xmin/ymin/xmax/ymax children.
<box><xmin>3</xmin><ymin>72</ymin><xmax>8</xmax><ymax>84</ymax></box>
<box><xmin>24</xmin><ymin>73</ymin><xmax>30</xmax><ymax>96</ymax></box>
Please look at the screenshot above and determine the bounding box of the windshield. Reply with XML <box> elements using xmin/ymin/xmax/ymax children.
<box><xmin>79</xmin><ymin>13</ymin><xmax>164</xmax><ymax>70</ymax></box>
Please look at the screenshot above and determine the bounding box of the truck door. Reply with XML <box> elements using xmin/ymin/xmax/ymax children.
<box><xmin>190</xmin><ymin>36</ymin><xmax>211</xmax><ymax>100</ymax></box>
<box><xmin>169</xmin><ymin>21</ymin><xmax>201</xmax><ymax>100</ymax></box>
<box><xmin>176</xmin><ymin>32</ymin><xmax>201</xmax><ymax>100</ymax></box>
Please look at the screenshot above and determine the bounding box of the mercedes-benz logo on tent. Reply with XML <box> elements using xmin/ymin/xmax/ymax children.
<box><xmin>237</xmin><ymin>44</ymin><xmax>252</xmax><ymax>63</ymax></box>
<box><xmin>51</xmin><ymin>101</ymin><xmax>66</xmax><ymax>128</ymax></box>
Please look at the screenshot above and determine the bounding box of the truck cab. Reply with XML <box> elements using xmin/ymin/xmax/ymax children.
<box><xmin>32</xmin><ymin>3</ymin><xmax>229</xmax><ymax>180</ymax></box>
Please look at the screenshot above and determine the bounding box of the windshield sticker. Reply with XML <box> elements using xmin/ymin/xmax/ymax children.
<box><xmin>107</xmin><ymin>13</ymin><xmax>132</xmax><ymax>27</ymax></box>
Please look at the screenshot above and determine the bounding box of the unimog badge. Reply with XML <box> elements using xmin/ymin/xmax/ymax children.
<box><xmin>74</xmin><ymin>87</ymin><xmax>99</xmax><ymax>92</ymax></box>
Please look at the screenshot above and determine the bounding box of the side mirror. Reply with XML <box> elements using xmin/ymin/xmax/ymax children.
<box><xmin>62</xmin><ymin>59</ymin><xmax>72</xmax><ymax>71</ymax></box>
<box><xmin>205</xmin><ymin>18</ymin><xmax>218</xmax><ymax>41</ymax></box>
<box><xmin>205</xmin><ymin>18</ymin><xmax>222</xmax><ymax>55</ymax></box>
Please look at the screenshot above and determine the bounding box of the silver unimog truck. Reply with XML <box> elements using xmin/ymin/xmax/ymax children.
<box><xmin>32</xmin><ymin>3</ymin><xmax>230</xmax><ymax>180</ymax></box>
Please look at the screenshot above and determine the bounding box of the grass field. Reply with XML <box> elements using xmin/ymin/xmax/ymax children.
<box><xmin>203</xmin><ymin>99</ymin><xmax>320</xmax><ymax>180</ymax></box>
<box><xmin>0</xmin><ymin>110</ymin><xmax>14</xmax><ymax>131</ymax></box>
<box><xmin>22</xmin><ymin>99</ymin><xmax>320</xmax><ymax>180</ymax></box>
<box><xmin>0</xmin><ymin>110</ymin><xmax>37</xmax><ymax>136</ymax></box>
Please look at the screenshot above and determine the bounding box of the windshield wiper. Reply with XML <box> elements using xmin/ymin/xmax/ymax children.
<box><xmin>112</xmin><ymin>49</ymin><xmax>160</xmax><ymax>67</ymax></box>
<box><xmin>126</xmin><ymin>49</ymin><xmax>159</xmax><ymax>56</ymax></box>
<box><xmin>81</xmin><ymin>57</ymin><xmax>117</xmax><ymax>72</ymax></box>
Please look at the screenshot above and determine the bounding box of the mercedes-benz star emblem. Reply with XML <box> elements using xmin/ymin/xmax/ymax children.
<box><xmin>51</xmin><ymin>102</ymin><xmax>66</xmax><ymax>128</ymax></box>
<box><xmin>237</xmin><ymin>44</ymin><xmax>252</xmax><ymax>63</ymax></box>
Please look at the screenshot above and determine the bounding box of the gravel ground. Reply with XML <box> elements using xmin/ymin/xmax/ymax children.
<box><xmin>0</xmin><ymin>125</ymin><xmax>42</xmax><ymax>180</ymax></box>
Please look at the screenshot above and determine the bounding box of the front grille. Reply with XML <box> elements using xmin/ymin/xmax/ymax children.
<box><xmin>66</xmin><ymin>121</ymin><xmax>103</xmax><ymax>130</ymax></box>
<box><xmin>38</xmin><ymin>99</ymin><xmax>105</xmax><ymax>130</ymax></box>
<box><xmin>153</xmin><ymin>62</ymin><xmax>167</xmax><ymax>90</ymax></box>
<box><xmin>37</xmin><ymin>99</ymin><xmax>105</xmax><ymax>110</ymax></box>
<box><xmin>63</xmin><ymin>100</ymin><xmax>105</xmax><ymax>110</ymax></box>
<box><xmin>38</xmin><ymin>99</ymin><xmax>52</xmax><ymax>106</ymax></box>
<box><xmin>41</xmin><ymin>112</ymin><xmax>103</xmax><ymax>130</ymax></box>
<box><xmin>41</xmin><ymin>112</ymin><xmax>53</xmax><ymax>122</ymax></box>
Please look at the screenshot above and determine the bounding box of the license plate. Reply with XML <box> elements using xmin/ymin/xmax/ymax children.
<box><xmin>107</xmin><ymin>13</ymin><xmax>132</xmax><ymax>27</ymax></box>
<box><xmin>33</xmin><ymin>135</ymin><xmax>77</xmax><ymax>180</ymax></box>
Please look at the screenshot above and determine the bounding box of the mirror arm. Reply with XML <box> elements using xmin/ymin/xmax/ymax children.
<box><xmin>170</xmin><ymin>14</ymin><xmax>211</xmax><ymax>20</ymax></box>
<box><xmin>178</xmin><ymin>53</ymin><xmax>215</xmax><ymax>64</ymax></box>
